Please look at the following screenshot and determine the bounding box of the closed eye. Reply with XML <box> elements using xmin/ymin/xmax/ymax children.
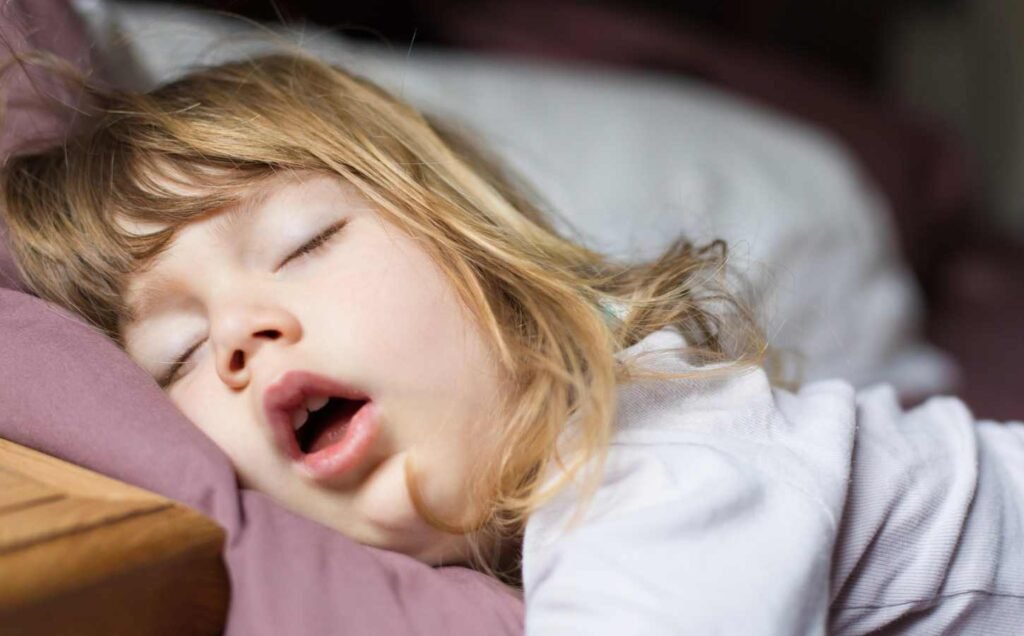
<box><xmin>159</xmin><ymin>338</ymin><xmax>204</xmax><ymax>388</ymax></box>
<box><xmin>278</xmin><ymin>219</ymin><xmax>349</xmax><ymax>270</ymax></box>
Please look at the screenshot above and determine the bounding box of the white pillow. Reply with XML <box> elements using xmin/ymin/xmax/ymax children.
<box><xmin>81</xmin><ymin>0</ymin><xmax>956</xmax><ymax>396</ymax></box>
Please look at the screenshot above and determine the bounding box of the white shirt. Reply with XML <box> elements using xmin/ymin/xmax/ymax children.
<box><xmin>522</xmin><ymin>328</ymin><xmax>1024</xmax><ymax>634</ymax></box>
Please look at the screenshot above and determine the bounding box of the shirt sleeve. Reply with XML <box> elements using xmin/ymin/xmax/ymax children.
<box><xmin>523</xmin><ymin>441</ymin><xmax>838</xmax><ymax>636</ymax></box>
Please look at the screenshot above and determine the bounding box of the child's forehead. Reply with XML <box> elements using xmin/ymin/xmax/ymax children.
<box><xmin>119</xmin><ymin>172</ymin><xmax>380</xmax><ymax>323</ymax></box>
<box><xmin>115</xmin><ymin>170</ymin><xmax>348</xmax><ymax>238</ymax></box>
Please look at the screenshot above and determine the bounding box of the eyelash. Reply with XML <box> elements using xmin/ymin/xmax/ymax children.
<box><xmin>278</xmin><ymin>219</ymin><xmax>347</xmax><ymax>268</ymax></box>
<box><xmin>157</xmin><ymin>220</ymin><xmax>348</xmax><ymax>388</ymax></box>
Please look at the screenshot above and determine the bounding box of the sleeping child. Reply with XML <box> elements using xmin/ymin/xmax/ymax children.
<box><xmin>2</xmin><ymin>52</ymin><xmax>1022</xmax><ymax>634</ymax></box>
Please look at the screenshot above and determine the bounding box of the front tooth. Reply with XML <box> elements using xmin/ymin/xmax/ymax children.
<box><xmin>305</xmin><ymin>396</ymin><xmax>329</xmax><ymax>412</ymax></box>
<box><xmin>291</xmin><ymin>409</ymin><xmax>309</xmax><ymax>431</ymax></box>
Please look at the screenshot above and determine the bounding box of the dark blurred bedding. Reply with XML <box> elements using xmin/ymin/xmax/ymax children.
<box><xmin>419</xmin><ymin>0</ymin><xmax>1023</xmax><ymax>421</ymax></box>
<box><xmin>147</xmin><ymin>0</ymin><xmax>1021</xmax><ymax>418</ymax></box>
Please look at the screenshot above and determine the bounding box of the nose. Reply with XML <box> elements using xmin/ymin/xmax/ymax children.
<box><xmin>210</xmin><ymin>303</ymin><xmax>302</xmax><ymax>389</ymax></box>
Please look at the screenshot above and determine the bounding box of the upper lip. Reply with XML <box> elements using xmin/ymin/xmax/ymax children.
<box><xmin>262</xmin><ymin>370</ymin><xmax>370</xmax><ymax>460</ymax></box>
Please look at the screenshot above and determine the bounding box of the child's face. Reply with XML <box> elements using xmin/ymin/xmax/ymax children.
<box><xmin>120</xmin><ymin>173</ymin><xmax>506</xmax><ymax>563</ymax></box>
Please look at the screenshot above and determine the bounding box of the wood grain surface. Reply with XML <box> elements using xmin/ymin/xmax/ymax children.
<box><xmin>0</xmin><ymin>438</ymin><xmax>228</xmax><ymax>635</ymax></box>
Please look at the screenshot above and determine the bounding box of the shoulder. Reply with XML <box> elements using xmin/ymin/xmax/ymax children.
<box><xmin>613</xmin><ymin>329</ymin><xmax>857</xmax><ymax>462</ymax></box>
<box><xmin>529</xmin><ymin>329</ymin><xmax>861</xmax><ymax>547</ymax></box>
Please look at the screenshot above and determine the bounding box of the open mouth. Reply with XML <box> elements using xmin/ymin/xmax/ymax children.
<box><xmin>263</xmin><ymin>370</ymin><xmax>381</xmax><ymax>484</ymax></box>
<box><xmin>294</xmin><ymin>397</ymin><xmax>368</xmax><ymax>455</ymax></box>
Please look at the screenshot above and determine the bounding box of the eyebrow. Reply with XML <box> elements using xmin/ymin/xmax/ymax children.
<box><xmin>209</xmin><ymin>186</ymin><xmax>274</xmax><ymax>246</ymax></box>
<box><xmin>125</xmin><ymin>185</ymin><xmax>276</xmax><ymax>327</ymax></box>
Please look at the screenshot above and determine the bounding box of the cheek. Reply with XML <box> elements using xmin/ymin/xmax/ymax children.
<box><xmin>318</xmin><ymin>228</ymin><xmax>506</xmax><ymax>445</ymax></box>
<box><xmin>170</xmin><ymin>375</ymin><xmax>261</xmax><ymax>469</ymax></box>
<box><xmin>168</xmin><ymin>381</ymin><xmax>208</xmax><ymax>433</ymax></box>
<box><xmin>329</xmin><ymin>239</ymin><xmax>484</xmax><ymax>383</ymax></box>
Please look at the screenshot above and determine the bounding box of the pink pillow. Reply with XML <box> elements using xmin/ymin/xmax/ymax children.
<box><xmin>0</xmin><ymin>2</ymin><xmax>523</xmax><ymax>633</ymax></box>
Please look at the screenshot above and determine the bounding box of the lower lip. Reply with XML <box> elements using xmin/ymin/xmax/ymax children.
<box><xmin>297</xmin><ymin>401</ymin><xmax>379</xmax><ymax>483</ymax></box>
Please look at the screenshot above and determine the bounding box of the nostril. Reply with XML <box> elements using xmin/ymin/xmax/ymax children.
<box><xmin>230</xmin><ymin>350</ymin><xmax>245</xmax><ymax>372</ymax></box>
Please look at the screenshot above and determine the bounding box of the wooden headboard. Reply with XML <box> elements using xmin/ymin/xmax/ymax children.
<box><xmin>0</xmin><ymin>438</ymin><xmax>229</xmax><ymax>635</ymax></box>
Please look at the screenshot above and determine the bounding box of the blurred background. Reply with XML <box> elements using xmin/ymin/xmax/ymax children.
<box><xmin>115</xmin><ymin>0</ymin><xmax>1024</xmax><ymax>419</ymax></box>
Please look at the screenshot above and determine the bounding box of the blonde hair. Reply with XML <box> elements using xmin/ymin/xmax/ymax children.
<box><xmin>1</xmin><ymin>52</ymin><xmax>766</xmax><ymax>581</ymax></box>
